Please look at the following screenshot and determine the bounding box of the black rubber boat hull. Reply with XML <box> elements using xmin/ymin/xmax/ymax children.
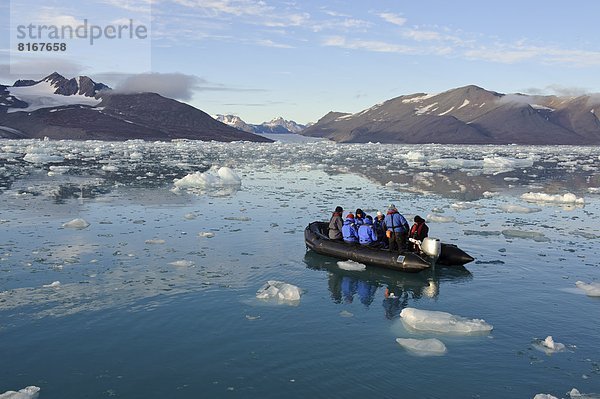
<box><xmin>305</xmin><ymin>222</ymin><xmax>430</xmax><ymax>273</ymax></box>
<box><xmin>304</xmin><ymin>222</ymin><xmax>474</xmax><ymax>272</ymax></box>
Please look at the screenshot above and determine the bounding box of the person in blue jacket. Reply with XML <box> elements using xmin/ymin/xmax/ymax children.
<box><xmin>384</xmin><ymin>204</ymin><xmax>410</xmax><ymax>251</ymax></box>
<box><xmin>355</xmin><ymin>208</ymin><xmax>366</xmax><ymax>226</ymax></box>
<box><xmin>342</xmin><ymin>213</ymin><xmax>359</xmax><ymax>243</ymax></box>
<box><xmin>358</xmin><ymin>215</ymin><xmax>379</xmax><ymax>246</ymax></box>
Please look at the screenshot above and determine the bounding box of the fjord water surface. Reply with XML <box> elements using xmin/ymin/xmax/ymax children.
<box><xmin>0</xmin><ymin>138</ymin><xmax>599</xmax><ymax>398</ymax></box>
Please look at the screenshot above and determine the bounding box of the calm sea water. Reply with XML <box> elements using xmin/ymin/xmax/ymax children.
<box><xmin>1</xmin><ymin>138</ymin><xmax>599</xmax><ymax>398</ymax></box>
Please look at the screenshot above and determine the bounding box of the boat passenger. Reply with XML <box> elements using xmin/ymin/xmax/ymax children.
<box><xmin>373</xmin><ymin>211</ymin><xmax>387</xmax><ymax>245</ymax></box>
<box><xmin>328</xmin><ymin>206</ymin><xmax>344</xmax><ymax>240</ymax></box>
<box><xmin>384</xmin><ymin>204</ymin><xmax>409</xmax><ymax>252</ymax></box>
<box><xmin>409</xmin><ymin>215</ymin><xmax>429</xmax><ymax>251</ymax></box>
<box><xmin>358</xmin><ymin>215</ymin><xmax>379</xmax><ymax>247</ymax></box>
<box><xmin>355</xmin><ymin>208</ymin><xmax>366</xmax><ymax>226</ymax></box>
<box><xmin>342</xmin><ymin>213</ymin><xmax>359</xmax><ymax>243</ymax></box>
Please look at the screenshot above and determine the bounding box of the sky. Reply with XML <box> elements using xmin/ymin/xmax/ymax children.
<box><xmin>1</xmin><ymin>0</ymin><xmax>600</xmax><ymax>124</ymax></box>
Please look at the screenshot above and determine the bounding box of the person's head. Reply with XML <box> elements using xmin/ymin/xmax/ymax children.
<box><xmin>355</xmin><ymin>208</ymin><xmax>364</xmax><ymax>218</ymax></box>
<box><xmin>346</xmin><ymin>213</ymin><xmax>355</xmax><ymax>219</ymax></box>
<box><xmin>365</xmin><ymin>215</ymin><xmax>373</xmax><ymax>224</ymax></box>
<box><xmin>388</xmin><ymin>204</ymin><xmax>396</xmax><ymax>211</ymax></box>
<box><xmin>414</xmin><ymin>215</ymin><xmax>425</xmax><ymax>223</ymax></box>
<box><xmin>334</xmin><ymin>206</ymin><xmax>343</xmax><ymax>213</ymax></box>
<box><xmin>376</xmin><ymin>211</ymin><xmax>383</xmax><ymax>219</ymax></box>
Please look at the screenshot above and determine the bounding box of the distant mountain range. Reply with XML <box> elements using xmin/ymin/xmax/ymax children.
<box><xmin>0</xmin><ymin>73</ymin><xmax>272</xmax><ymax>142</ymax></box>
<box><xmin>214</xmin><ymin>114</ymin><xmax>306</xmax><ymax>134</ymax></box>
<box><xmin>302</xmin><ymin>85</ymin><xmax>600</xmax><ymax>144</ymax></box>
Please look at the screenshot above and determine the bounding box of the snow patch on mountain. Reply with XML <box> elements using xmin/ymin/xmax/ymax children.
<box><xmin>213</xmin><ymin>114</ymin><xmax>306</xmax><ymax>134</ymax></box>
<box><xmin>7</xmin><ymin>80</ymin><xmax>102</xmax><ymax>113</ymax></box>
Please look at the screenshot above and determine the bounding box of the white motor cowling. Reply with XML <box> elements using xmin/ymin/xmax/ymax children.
<box><xmin>421</xmin><ymin>237</ymin><xmax>441</xmax><ymax>258</ymax></box>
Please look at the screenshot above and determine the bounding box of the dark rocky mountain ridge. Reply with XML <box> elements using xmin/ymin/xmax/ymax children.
<box><xmin>302</xmin><ymin>85</ymin><xmax>600</xmax><ymax>144</ymax></box>
<box><xmin>0</xmin><ymin>72</ymin><xmax>272</xmax><ymax>142</ymax></box>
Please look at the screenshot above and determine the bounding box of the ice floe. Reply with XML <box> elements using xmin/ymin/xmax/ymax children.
<box><xmin>400</xmin><ymin>308</ymin><xmax>493</xmax><ymax>334</ymax></box>
<box><xmin>533</xmin><ymin>336</ymin><xmax>566</xmax><ymax>354</ymax></box>
<box><xmin>498</xmin><ymin>204</ymin><xmax>541</xmax><ymax>213</ymax></box>
<box><xmin>427</xmin><ymin>214</ymin><xmax>456</xmax><ymax>223</ymax></box>
<box><xmin>199</xmin><ymin>232</ymin><xmax>215</xmax><ymax>238</ymax></box>
<box><xmin>395</xmin><ymin>338</ymin><xmax>447</xmax><ymax>356</ymax></box>
<box><xmin>337</xmin><ymin>260</ymin><xmax>366</xmax><ymax>271</ymax></box>
<box><xmin>0</xmin><ymin>386</ymin><xmax>40</xmax><ymax>399</ymax></box>
<box><xmin>42</xmin><ymin>281</ymin><xmax>61</xmax><ymax>288</ymax></box>
<box><xmin>575</xmin><ymin>281</ymin><xmax>600</xmax><ymax>297</ymax></box>
<box><xmin>502</xmin><ymin>229</ymin><xmax>549</xmax><ymax>242</ymax></box>
<box><xmin>522</xmin><ymin>192</ymin><xmax>585</xmax><ymax>204</ymax></box>
<box><xmin>173</xmin><ymin>166</ymin><xmax>241</xmax><ymax>190</ymax></box>
<box><xmin>256</xmin><ymin>280</ymin><xmax>301</xmax><ymax>302</ymax></box>
<box><xmin>62</xmin><ymin>218</ymin><xmax>90</xmax><ymax>229</ymax></box>
<box><xmin>168</xmin><ymin>260</ymin><xmax>194</xmax><ymax>267</ymax></box>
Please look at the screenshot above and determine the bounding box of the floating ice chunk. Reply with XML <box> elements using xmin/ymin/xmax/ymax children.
<box><xmin>173</xmin><ymin>166</ymin><xmax>241</xmax><ymax>189</ymax></box>
<box><xmin>42</xmin><ymin>281</ymin><xmax>60</xmax><ymax>288</ymax></box>
<box><xmin>168</xmin><ymin>260</ymin><xmax>194</xmax><ymax>267</ymax></box>
<box><xmin>395</xmin><ymin>338</ymin><xmax>447</xmax><ymax>356</ymax></box>
<box><xmin>567</xmin><ymin>388</ymin><xmax>600</xmax><ymax>398</ymax></box>
<box><xmin>451</xmin><ymin>202</ymin><xmax>477</xmax><ymax>210</ymax></box>
<box><xmin>427</xmin><ymin>214</ymin><xmax>456</xmax><ymax>223</ymax></box>
<box><xmin>502</xmin><ymin>229</ymin><xmax>549</xmax><ymax>242</ymax></box>
<box><xmin>400</xmin><ymin>307</ymin><xmax>493</xmax><ymax>334</ymax></box>
<box><xmin>575</xmin><ymin>281</ymin><xmax>600</xmax><ymax>297</ymax></box>
<box><xmin>499</xmin><ymin>204</ymin><xmax>541</xmax><ymax>213</ymax></box>
<box><xmin>216</xmin><ymin>166</ymin><xmax>242</xmax><ymax>184</ymax></box>
<box><xmin>62</xmin><ymin>218</ymin><xmax>90</xmax><ymax>229</ymax></box>
<box><xmin>145</xmin><ymin>238</ymin><xmax>166</xmax><ymax>244</ymax></box>
<box><xmin>533</xmin><ymin>336</ymin><xmax>566</xmax><ymax>354</ymax></box>
<box><xmin>256</xmin><ymin>280</ymin><xmax>301</xmax><ymax>302</ymax></box>
<box><xmin>101</xmin><ymin>165</ymin><xmax>118</xmax><ymax>172</ymax></box>
<box><xmin>533</xmin><ymin>394</ymin><xmax>558</xmax><ymax>399</ymax></box>
<box><xmin>522</xmin><ymin>192</ymin><xmax>584</xmax><ymax>204</ymax></box>
<box><xmin>199</xmin><ymin>232</ymin><xmax>215</xmax><ymax>238</ymax></box>
<box><xmin>0</xmin><ymin>386</ymin><xmax>40</xmax><ymax>399</ymax></box>
<box><xmin>337</xmin><ymin>260</ymin><xmax>366</xmax><ymax>271</ymax></box>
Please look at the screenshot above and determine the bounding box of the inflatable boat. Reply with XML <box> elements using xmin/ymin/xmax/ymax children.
<box><xmin>304</xmin><ymin>221</ymin><xmax>474</xmax><ymax>273</ymax></box>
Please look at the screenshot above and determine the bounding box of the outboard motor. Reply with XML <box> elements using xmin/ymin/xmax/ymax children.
<box><xmin>421</xmin><ymin>237</ymin><xmax>441</xmax><ymax>260</ymax></box>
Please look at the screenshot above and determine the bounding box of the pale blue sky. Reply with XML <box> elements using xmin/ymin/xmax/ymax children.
<box><xmin>2</xmin><ymin>0</ymin><xmax>600</xmax><ymax>124</ymax></box>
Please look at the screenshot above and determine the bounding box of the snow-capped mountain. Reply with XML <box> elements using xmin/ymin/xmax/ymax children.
<box><xmin>0</xmin><ymin>73</ymin><xmax>272</xmax><ymax>142</ymax></box>
<box><xmin>213</xmin><ymin>114</ymin><xmax>306</xmax><ymax>134</ymax></box>
<box><xmin>302</xmin><ymin>85</ymin><xmax>600</xmax><ymax>144</ymax></box>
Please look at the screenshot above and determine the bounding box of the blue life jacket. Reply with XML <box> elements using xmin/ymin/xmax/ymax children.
<box><xmin>358</xmin><ymin>220</ymin><xmax>378</xmax><ymax>245</ymax></box>
<box><xmin>342</xmin><ymin>218</ymin><xmax>359</xmax><ymax>243</ymax></box>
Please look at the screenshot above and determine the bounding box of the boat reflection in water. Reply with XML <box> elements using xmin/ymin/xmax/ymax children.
<box><xmin>303</xmin><ymin>251</ymin><xmax>472</xmax><ymax>319</ymax></box>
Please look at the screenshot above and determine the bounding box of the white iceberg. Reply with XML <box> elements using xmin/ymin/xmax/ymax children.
<box><xmin>395</xmin><ymin>338</ymin><xmax>447</xmax><ymax>356</ymax></box>
<box><xmin>199</xmin><ymin>232</ymin><xmax>215</xmax><ymax>238</ymax></box>
<box><xmin>533</xmin><ymin>336</ymin><xmax>566</xmax><ymax>354</ymax></box>
<box><xmin>337</xmin><ymin>260</ymin><xmax>366</xmax><ymax>271</ymax></box>
<box><xmin>400</xmin><ymin>308</ymin><xmax>493</xmax><ymax>334</ymax></box>
<box><xmin>521</xmin><ymin>192</ymin><xmax>584</xmax><ymax>204</ymax></box>
<box><xmin>533</xmin><ymin>394</ymin><xmax>558</xmax><ymax>399</ymax></box>
<box><xmin>256</xmin><ymin>280</ymin><xmax>301</xmax><ymax>302</ymax></box>
<box><xmin>62</xmin><ymin>218</ymin><xmax>90</xmax><ymax>229</ymax></box>
<box><xmin>575</xmin><ymin>281</ymin><xmax>600</xmax><ymax>297</ymax></box>
<box><xmin>173</xmin><ymin>166</ymin><xmax>241</xmax><ymax>189</ymax></box>
<box><xmin>168</xmin><ymin>260</ymin><xmax>194</xmax><ymax>267</ymax></box>
<box><xmin>42</xmin><ymin>281</ymin><xmax>61</xmax><ymax>288</ymax></box>
<box><xmin>0</xmin><ymin>386</ymin><xmax>40</xmax><ymax>399</ymax></box>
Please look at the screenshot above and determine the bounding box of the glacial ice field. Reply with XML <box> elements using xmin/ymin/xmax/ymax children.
<box><xmin>1</xmin><ymin>136</ymin><xmax>599</xmax><ymax>399</ymax></box>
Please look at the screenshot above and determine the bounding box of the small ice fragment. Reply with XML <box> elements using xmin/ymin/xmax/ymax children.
<box><xmin>184</xmin><ymin>213</ymin><xmax>197</xmax><ymax>220</ymax></box>
<box><xmin>42</xmin><ymin>281</ymin><xmax>60</xmax><ymax>288</ymax></box>
<box><xmin>400</xmin><ymin>308</ymin><xmax>493</xmax><ymax>334</ymax></box>
<box><xmin>145</xmin><ymin>239</ymin><xmax>165</xmax><ymax>244</ymax></box>
<box><xmin>0</xmin><ymin>385</ymin><xmax>41</xmax><ymax>399</ymax></box>
<box><xmin>199</xmin><ymin>232</ymin><xmax>215</xmax><ymax>238</ymax></box>
<box><xmin>533</xmin><ymin>394</ymin><xmax>558</xmax><ymax>399</ymax></box>
<box><xmin>533</xmin><ymin>336</ymin><xmax>566</xmax><ymax>354</ymax></box>
<box><xmin>256</xmin><ymin>280</ymin><xmax>301</xmax><ymax>302</ymax></box>
<box><xmin>575</xmin><ymin>281</ymin><xmax>600</xmax><ymax>297</ymax></box>
<box><xmin>168</xmin><ymin>260</ymin><xmax>194</xmax><ymax>267</ymax></box>
<box><xmin>395</xmin><ymin>338</ymin><xmax>447</xmax><ymax>356</ymax></box>
<box><xmin>340</xmin><ymin>310</ymin><xmax>354</xmax><ymax>318</ymax></box>
<box><xmin>62</xmin><ymin>218</ymin><xmax>90</xmax><ymax>229</ymax></box>
<box><xmin>337</xmin><ymin>260</ymin><xmax>366</xmax><ymax>271</ymax></box>
<box><xmin>498</xmin><ymin>204</ymin><xmax>541</xmax><ymax>213</ymax></box>
<box><xmin>245</xmin><ymin>315</ymin><xmax>260</xmax><ymax>320</ymax></box>
<box><xmin>426</xmin><ymin>214</ymin><xmax>456</xmax><ymax>223</ymax></box>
